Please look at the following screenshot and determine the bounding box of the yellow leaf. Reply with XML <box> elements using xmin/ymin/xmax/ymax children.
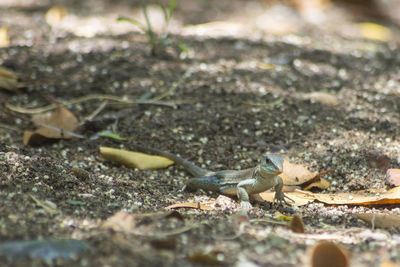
<box><xmin>273</xmin><ymin>211</ymin><xmax>292</xmax><ymax>221</ymax></box>
<box><xmin>45</xmin><ymin>5</ymin><xmax>67</xmax><ymax>27</ymax></box>
<box><xmin>0</xmin><ymin>66</ymin><xmax>18</xmax><ymax>91</ymax></box>
<box><xmin>359</xmin><ymin>22</ymin><xmax>391</xmax><ymax>42</ymax></box>
<box><xmin>0</xmin><ymin>26</ymin><xmax>10</xmax><ymax>47</ymax></box>
<box><xmin>100</xmin><ymin>146</ymin><xmax>174</xmax><ymax>170</ymax></box>
<box><xmin>256</xmin><ymin>62</ymin><xmax>275</xmax><ymax>70</ymax></box>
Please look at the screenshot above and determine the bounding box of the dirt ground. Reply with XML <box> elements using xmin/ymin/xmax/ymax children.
<box><xmin>1</xmin><ymin>0</ymin><xmax>400</xmax><ymax>266</ymax></box>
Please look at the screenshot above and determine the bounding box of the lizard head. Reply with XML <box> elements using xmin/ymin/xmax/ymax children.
<box><xmin>262</xmin><ymin>154</ymin><xmax>283</xmax><ymax>174</ymax></box>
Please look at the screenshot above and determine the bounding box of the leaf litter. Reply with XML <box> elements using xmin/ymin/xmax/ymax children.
<box><xmin>23</xmin><ymin>103</ymin><xmax>80</xmax><ymax>145</ymax></box>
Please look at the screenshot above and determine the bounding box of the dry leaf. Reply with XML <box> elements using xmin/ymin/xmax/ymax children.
<box><xmin>311</xmin><ymin>242</ymin><xmax>349</xmax><ymax>267</ymax></box>
<box><xmin>357</xmin><ymin>213</ymin><xmax>400</xmax><ymax>230</ymax></box>
<box><xmin>100</xmin><ymin>147</ymin><xmax>174</xmax><ymax>170</ymax></box>
<box><xmin>45</xmin><ymin>5</ymin><xmax>67</xmax><ymax>27</ymax></box>
<box><xmin>380</xmin><ymin>260</ymin><xmax>400</xmax><ymax>267</ymax></box>
<box><xmin>0</xmin><ymin>26</ymin><xmax>10</xmax><ymax>47</ymax></box>
<box><xmin>70</xmin><ymin>167</ymin><xmax>90</xmax><ymax>181</ymax></box>
<box><xmin>359</xmin><ymin>22</ymin><xmax>391</xmax><ymax>42</ymax></box>
<box><xmin>24</xmin><ymin>104</ymin><xmax>79</xmax><ymax>145</ymax></box>
<box><xmin>301</xmin><ymin>92</ymin><xmax>339</xmax><ymax>106</ymax></box>
<box><xmin>280</xmin><ymin>160</ymin><xmax>331</xmax><ymax>190</ymax></box>
<box><xmin>102</xmin><ymin>211</ymin><xmax>136</xmax><ymax>233</ymax></box>
<box><xmin>0</xmin><ymin>66</ymin><xmax>18</xmax><ymax>91</ymax></box>
<box><xmin>188</xmin><ymin>250</ymin><xmax>224</xmax><ymax>265</ymax></box>
<box><xmin>150</xmin><ymin>237</ymin><xmax>177</xmax><ymax>250</ymax></box>
<box><xmin>259</xmin><ymin>190</ymin><xmax>314</xmax><ymax>206</ymax></box>
<box><xmin>386</xmin><ymin>169</ymin><xmax>400</xmax><ymax>186</ymax></box>
<box><xmin>303</xmin><ymin>176</ymin><xmax>331</xmax><ymax>190</ymax></box>
<box><xmin>290</xmin><ymin>214</ymin><xmax>305</xmax><ymax>233</ymax></box>
<box><xmin>368</xmin><ymin>154</ymin><xmax>390</xmax><ymax>172</ymax></box>
<box><xmin>312</xmin><ymin>187</ymin><xmax>400</xmax><ymax>205</ymax></box>
<box><xmin>260</xmin><ymin>187</ymin><xmax>400</xmax><ymax>206</ymax></box>
<box><xmin>166</xmin><ymin>202</ymin><xmax>215</xmax><ymax>210</ymax></box>
<box><xmin>31</xmin><ymin>104</ymin><xmax>78</xmax><ymax>131</ymax></box>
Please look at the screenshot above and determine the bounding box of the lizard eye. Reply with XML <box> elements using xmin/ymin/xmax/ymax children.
<box><xmin>265</xmin><ymin>157</ymin><xmax>272</xmax><ymax>165</ymax></box>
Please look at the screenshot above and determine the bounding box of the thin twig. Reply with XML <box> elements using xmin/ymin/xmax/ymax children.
<box><xmin>35</xmin><ymin>123</ymin><xmax>86</xmax><ymax>139</ymax></box>
<box><xmin>148</xmin><ymin>81</ymin><xmax>179</xmax><ymax>102</ymax></box>
<box><xmin>6</xmin><ymin>94</ymin><xmax>178</xmax><ymax>114</ymax></box>
<box><xmin>147</xmin><ymin>70</ymin><xmax>191</xmax><ymax>102</ymax></box>
<box><xmin>241</xmin><ymin>97</ymin><xmax>284</xmax><ymax>107</ymax></box>
<box><xmin>0</xmin><ymin>123</ymin><xmax>22</xmax><ymax>132</ymax></box>
<box><xmin>83</xmin><ymin>100</ymin><xmax>108</xmax><ymax>123</ymax></box>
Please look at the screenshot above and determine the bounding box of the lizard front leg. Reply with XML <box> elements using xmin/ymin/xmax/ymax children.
<box><xmin>273</xmin><ymin>176</ymin><xmax>293</xmax><ymax>205</ymax></box>
<box><xmin>236</xmin><ymin>179</ymin><xmax>255</xmax><ymax>210</ymax></box>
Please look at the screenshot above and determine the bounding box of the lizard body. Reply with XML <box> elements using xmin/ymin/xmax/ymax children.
<box><xmin>133</xmin><ymin>144</ymin><xmax>289</xmax><ymax>209</ymax></box>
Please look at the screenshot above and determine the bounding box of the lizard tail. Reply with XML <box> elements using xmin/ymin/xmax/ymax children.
<box><xmin>131</xmin><ymin>144</ymin><xmax>209</xmax><ymax>177</ymax></box>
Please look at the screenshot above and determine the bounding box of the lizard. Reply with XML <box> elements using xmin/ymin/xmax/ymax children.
<box><xmin>132</xmin><ymin>144</ymin><xmax>291</xmax><ymax>209</ymax></box>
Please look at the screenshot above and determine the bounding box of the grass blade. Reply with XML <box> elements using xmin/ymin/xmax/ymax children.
<box><xmin>117</xmin><ymin>17</ymin><xmax>146</xmax><ymax>31</ymax></box>
<box><xmin>168</xmin><ymin>0</ymin><xmax>178</xmax><ymax>20</ymax></box>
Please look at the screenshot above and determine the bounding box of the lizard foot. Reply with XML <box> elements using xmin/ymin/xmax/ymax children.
<box><xmin>240</xmin><ymin>201</ymin><xmax>252</xmax><ymax>210</ymax></box>
<box><xmin>273</xmin><ymin>191</ymin><xmax>294</xmax><ymax>206</ymax></box>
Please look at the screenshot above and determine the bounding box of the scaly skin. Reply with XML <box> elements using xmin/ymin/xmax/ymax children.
<box><xmin>132</xmin><ymin>144</ymin><xmax>291</xmax><ymax>209</ymax></box>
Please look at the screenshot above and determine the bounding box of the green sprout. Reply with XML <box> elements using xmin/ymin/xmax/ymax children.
<box><xmin>118</xmin><ymin>0</ymin><xmax>178</xmax><ymax>56</ymax></box>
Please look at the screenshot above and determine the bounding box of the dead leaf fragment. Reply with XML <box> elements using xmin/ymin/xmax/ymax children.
<box><xmin>302</xmin><ymin>91</ymin><xmax>339</xmax><ymax>106</ymax></box>
<box><xmin>188</xmin><ymin>250</ymin><xmax>224</xmax><ymax>265</ymax></box>
<box><xmin>24</xmin><ymin>104</ymin><xmax>79</xmax><ymax>145</ymax></box>
<box><xmin>166</xmin><ymin>201</ymin><xmax>215</xmax><ymax>210</ymax></box>
<box><xmin>45</xmin><ymin>5</ymin><xmax>67</xmax><ymax>27</ymax></box>
<box><xmin>312</xmin><ymin>242</ymin><xmax>349</xmax><ymax>267</ymax></box>
<box><xmin>0</xmin><ymin>26</ymin><xmax>10</xmax><ymax>47</ymax></box>
<box><xmin>150</xmin><ymin>237</ymin><xmax>177</xmax><ymax>250</ymax></box>
<box><xmin>70</xmin><ymin>167</ymin><xmax>90</xmax><ymax>181</ymax></box>
<box><xmin>0</xmin><ymin>66</ymin><xmax>18</xmax><ymax>91</ymax></box>
<box><xmin>357</xmin><ymin>213</ymin><xmax>400</xmax><ymax>230</ymax></box>
<box><xmin>280</xmin><ymin>160</ymin><xmax>331</xmax><ymax>190</ymax></box>
<box><xmin>368</xmin><ymin>154</ymin><xmax>390</xmax><ymax>172</ymax></box>
<box><xmin>386</xmin><ymin>169</ymin><xmax>400</xmax><ymax>186</ymax></box>
<box><xmin>102</xmin><ymin>211</ymin><xmax>136</xmax><ymax>233</ymax></box>
<box><xmin>100</xmin><ymin>147</ymin><xmax>174</xmax><ymax>170</ymax></box>
<box><xmin>281</xmin><ymin>160</ymin><xmax>315</xmax><ymax>185</ymax></box>
<box><xmin>290</xmin><ymin>214</ymin><xmax>305</xmax><ymax>233</ymax></box>
<box><xmin>303</xmin><ymin>174</ymin><xmax>331</xmax><ymax>190</ymax></box>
